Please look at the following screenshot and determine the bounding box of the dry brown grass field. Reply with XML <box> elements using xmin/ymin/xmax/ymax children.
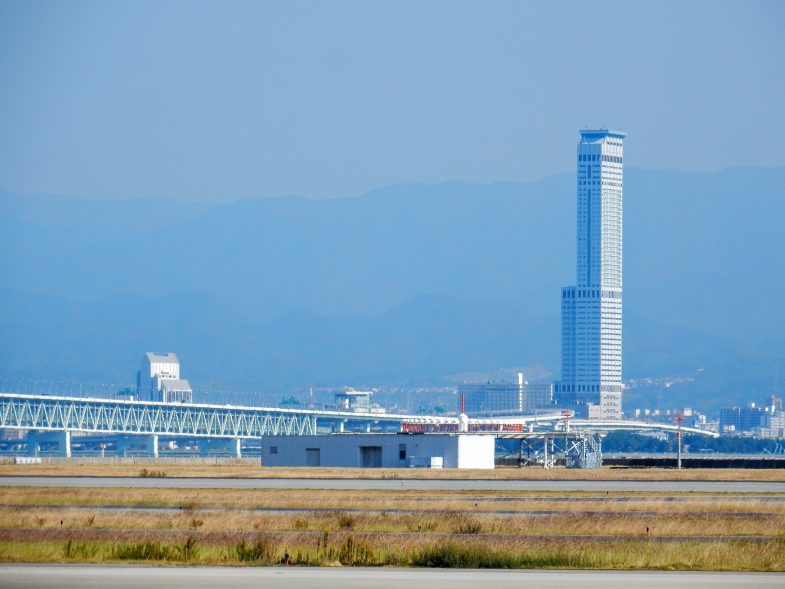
<box><xmin>0</xmin><ymin>484</ymin><xmax>783</xmax><ymax>570</ymax></box>
<box><xmin>3</xmin><ymin>486</ymin><xmax>785</xmax><ymax>513</ymax></box>
<box><xmin>3</xmin><ymin>504</ymin><xmax>783</xmax><ymax>538</ymax></box>
<box><xmin>2</xmin><ymin>462</ymin><xmax>785</xmax><ymax>481</ymax></box>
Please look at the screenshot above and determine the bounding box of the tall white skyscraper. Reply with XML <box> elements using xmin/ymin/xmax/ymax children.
<box><xmin>557</xmin><ymin>129</ymin><xmax>625</xmax><ymax>419</ymax></box>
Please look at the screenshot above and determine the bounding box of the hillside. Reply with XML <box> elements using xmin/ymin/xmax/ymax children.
<box><xmin>1</xmin><ymin>166</ymin><xmax>783</xmax><ymax>412</ymax></box>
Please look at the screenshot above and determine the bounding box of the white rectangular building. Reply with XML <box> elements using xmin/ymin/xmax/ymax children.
<box><xmin>260</xmin><ymin>433</ymin><xmax>495</xmax><ymax>469</ymax></box>
<box><xmin>136</xmin><ymin>352</ymin><xmax>193</xmax><ymax>403</ymax></box>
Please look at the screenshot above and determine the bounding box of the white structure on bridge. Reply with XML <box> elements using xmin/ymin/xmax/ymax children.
<box><xmin>137</xmin><ymin>352</ymin><xmax>193</xmax><ymax>403</ymax></box>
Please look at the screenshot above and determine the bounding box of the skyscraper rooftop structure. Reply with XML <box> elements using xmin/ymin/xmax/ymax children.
<box><xmin>556</xmin><ymin>129</ymin><xmax>625</xmax><ymax>419</ymax></box>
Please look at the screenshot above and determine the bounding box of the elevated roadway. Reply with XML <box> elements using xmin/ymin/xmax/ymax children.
<box><xmin>570</xmin><ymin>419</ymin><xmax>719</xmax><ymax>437</ymax></box>
<box><xmin>0</xmin><ymin>393</ymin><xmax>718</xmax><ymax>460</ymax></box>
<box><xmin>0</xmin><ymin>393</ymin><xmax>449</xmax><ymax>439</ymax></box>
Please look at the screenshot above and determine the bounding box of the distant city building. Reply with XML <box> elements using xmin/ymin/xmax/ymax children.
<box><xmin>333</xmin><ymin>389</ymin><xmax>386</xmax><ymax>414</ymax></box>
<box><xmin>462</xmin><ymin>376</ymin><xmax>524</xmax><ymax>416</ymax></box>
<box><xmin>720</xmin><ymin>403</ymin><xmax>766</xmax><ymax>434</ymax></box>
<box><xmin>334</xmin><ymin>387</ymin><xmax>387</xmax><ymax>414</ymax></box>
<box><xmin>758</xmin><ymin>411</ymin><xmax>785</xmax><ymax>440</ymax></box>
<box><xmin>524</xmin><ymin>383</ymin><xmax>554</xmax><ymax>414</ymax></box>
<box><xmin>136</xmin><ymin>352</ymin><xmax>192</xmax><ymax>403</ymax></box>
<box><xmin>334</xmin><ymin>389</ymin><xmax>371</xmax><ymax>411</ymax></box>
<box><xmin>556</xmin><ymin>129</ymin><xmax>625</xmax><ymax>420</ymax></box>
<box><xmin>460</xmin><ymin>372</ymin><xmax>553</xmax><ymax>416</ymax></box>
<box><xmin>632</xmin><ymin>407</ymin><xmax>712</xmax><ymax>431</ymax></box>
<box><xmin>720</xmin><ymin>401</ymin><xmax>784</xmax><ymax>438</ymax></box>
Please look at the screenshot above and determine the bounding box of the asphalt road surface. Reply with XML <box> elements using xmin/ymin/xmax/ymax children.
<box><xmin>1</xmin><ymin>476</ymin><xmax>785</xmax><ymax>493</ymax></box>
<box><xmin>1</xmin><ymin>565</ymin><xmax>783</xmax><ymax>589</ymax></box>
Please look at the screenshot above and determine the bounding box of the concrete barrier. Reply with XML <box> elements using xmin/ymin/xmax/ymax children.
<box><xmin>602</xmin><ymin>455</ymin><xmax>785</xmax><ymax>469</ymax></box>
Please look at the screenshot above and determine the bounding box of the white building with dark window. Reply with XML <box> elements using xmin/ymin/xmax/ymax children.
<box><xmin>261</xmin><ymin>433</ymin><xmax>495</xmax><ymax>469</ymax></box>
<box><xmin>136</xmin><ymin>352</ymin><xmax>193</xmax><ymax>403</ymax></box>
<box><xmin>556</xmin><ymin>130</ymin><xmax>625</xmax><ymax>419</ymax></box>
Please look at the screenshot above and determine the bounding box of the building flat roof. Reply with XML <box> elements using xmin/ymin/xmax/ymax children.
<box><xmin>579</xmin><ymin>128</ymin><xmax>627</xmax><ymax>138</ymax></box>
<box><xmin>160</xmin><ymin>378</ymin><xmax>191</xmax><ymax>392</ymax></box>
<box><xmin>145</xmin><ymin>352</ymin><xmax>179</xmax><ymax>364</ymax></box>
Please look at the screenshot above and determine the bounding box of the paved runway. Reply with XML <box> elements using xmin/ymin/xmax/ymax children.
<box><xmin>1</xmin><ymin>476</ymin><xmax>785</xmax><ymax>492</ymax></box>
<box><xmin>1</xmin><ymin>565</ymin><xmax>782</xmax><ymax>588</ymax></box>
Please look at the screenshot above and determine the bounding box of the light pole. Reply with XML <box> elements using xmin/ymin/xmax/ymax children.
<box><xmin>673</xmin><ymin>412</ymin><xmax>684</xmax><ymax>470</ymax></box>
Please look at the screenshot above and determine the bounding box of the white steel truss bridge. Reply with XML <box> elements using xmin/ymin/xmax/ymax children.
<box><xmin>0</xmin><ymin>394</ymin><xmax>319</xmax><ymax>438</ymax></box>
<box><xmin>0</xmin><ymin>393</ymin><xmax>720</xmax><ymax>441</ymax></box>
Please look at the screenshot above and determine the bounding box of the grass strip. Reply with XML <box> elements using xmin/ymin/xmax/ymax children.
<box><xmin>0</xmin><ymin>536</ymin><xmax>783</xmax><ymax>571</ymax></box>
<box><xmin>2</xmin><ymin>507</ymin><xmax>782</xmax><ymax>538</ymax></box>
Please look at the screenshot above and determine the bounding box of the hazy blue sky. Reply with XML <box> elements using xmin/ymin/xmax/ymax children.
<box><xmin>1</xmin><ymin>0</ymin><xmax>783</xmax><ymax>201</ymax></box>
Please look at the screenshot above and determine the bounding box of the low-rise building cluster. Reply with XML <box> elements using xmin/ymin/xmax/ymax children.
<box><xmin>720</xmin><ymin>397</ymin><xmax>784</xmax><ymax>439</ymax></box>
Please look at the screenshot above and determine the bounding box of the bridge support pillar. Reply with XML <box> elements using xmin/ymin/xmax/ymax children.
<box><xmin>146</xmin><ymin>435</ymin><xmax>159</xmax><ymax>458</ymax></box>
<box><xmin>115</xmin><ymin>436</ymin><xmax>129</xmax><ymax>457</ymax></box>
<box><xmin>26</xmin><ymin>431</ymin><xmax>71</xmax><ymax>457</ymax></box>
<box><xmin>25</xmin><ymin>432</ymin><xmax>40</xmax><ymax>457</ymax></box>
<box><xmin>61</xmin><ymin>431</ymin><xmax>71</xmax><ymax>458</ymax></box>
<box><xmin>199</xmin><ymin>440</ymin><xmax>211</xmax><ymax>457</ymax></box>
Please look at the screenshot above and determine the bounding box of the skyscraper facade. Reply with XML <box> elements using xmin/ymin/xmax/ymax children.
<box><xmin>557</xmin><ymin>129</ymin><xmax>625</xmax><ymax>419</ymax></box>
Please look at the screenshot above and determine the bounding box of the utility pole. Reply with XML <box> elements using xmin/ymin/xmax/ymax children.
<box><xmin>562</xmin><ymin>409</ymin><xmax>572</xmax><ymax>433</ymax></box>
<box><xmin>674</xmin><ymin>412</ymin><xmax>684</xmax><ymax>470</ymax></box>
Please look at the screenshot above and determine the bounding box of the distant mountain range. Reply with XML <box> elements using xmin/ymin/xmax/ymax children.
<box><xmin>1</xmin><ymin>166</ymin><xmax>783</xmax><ymax>414</ymax></box>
